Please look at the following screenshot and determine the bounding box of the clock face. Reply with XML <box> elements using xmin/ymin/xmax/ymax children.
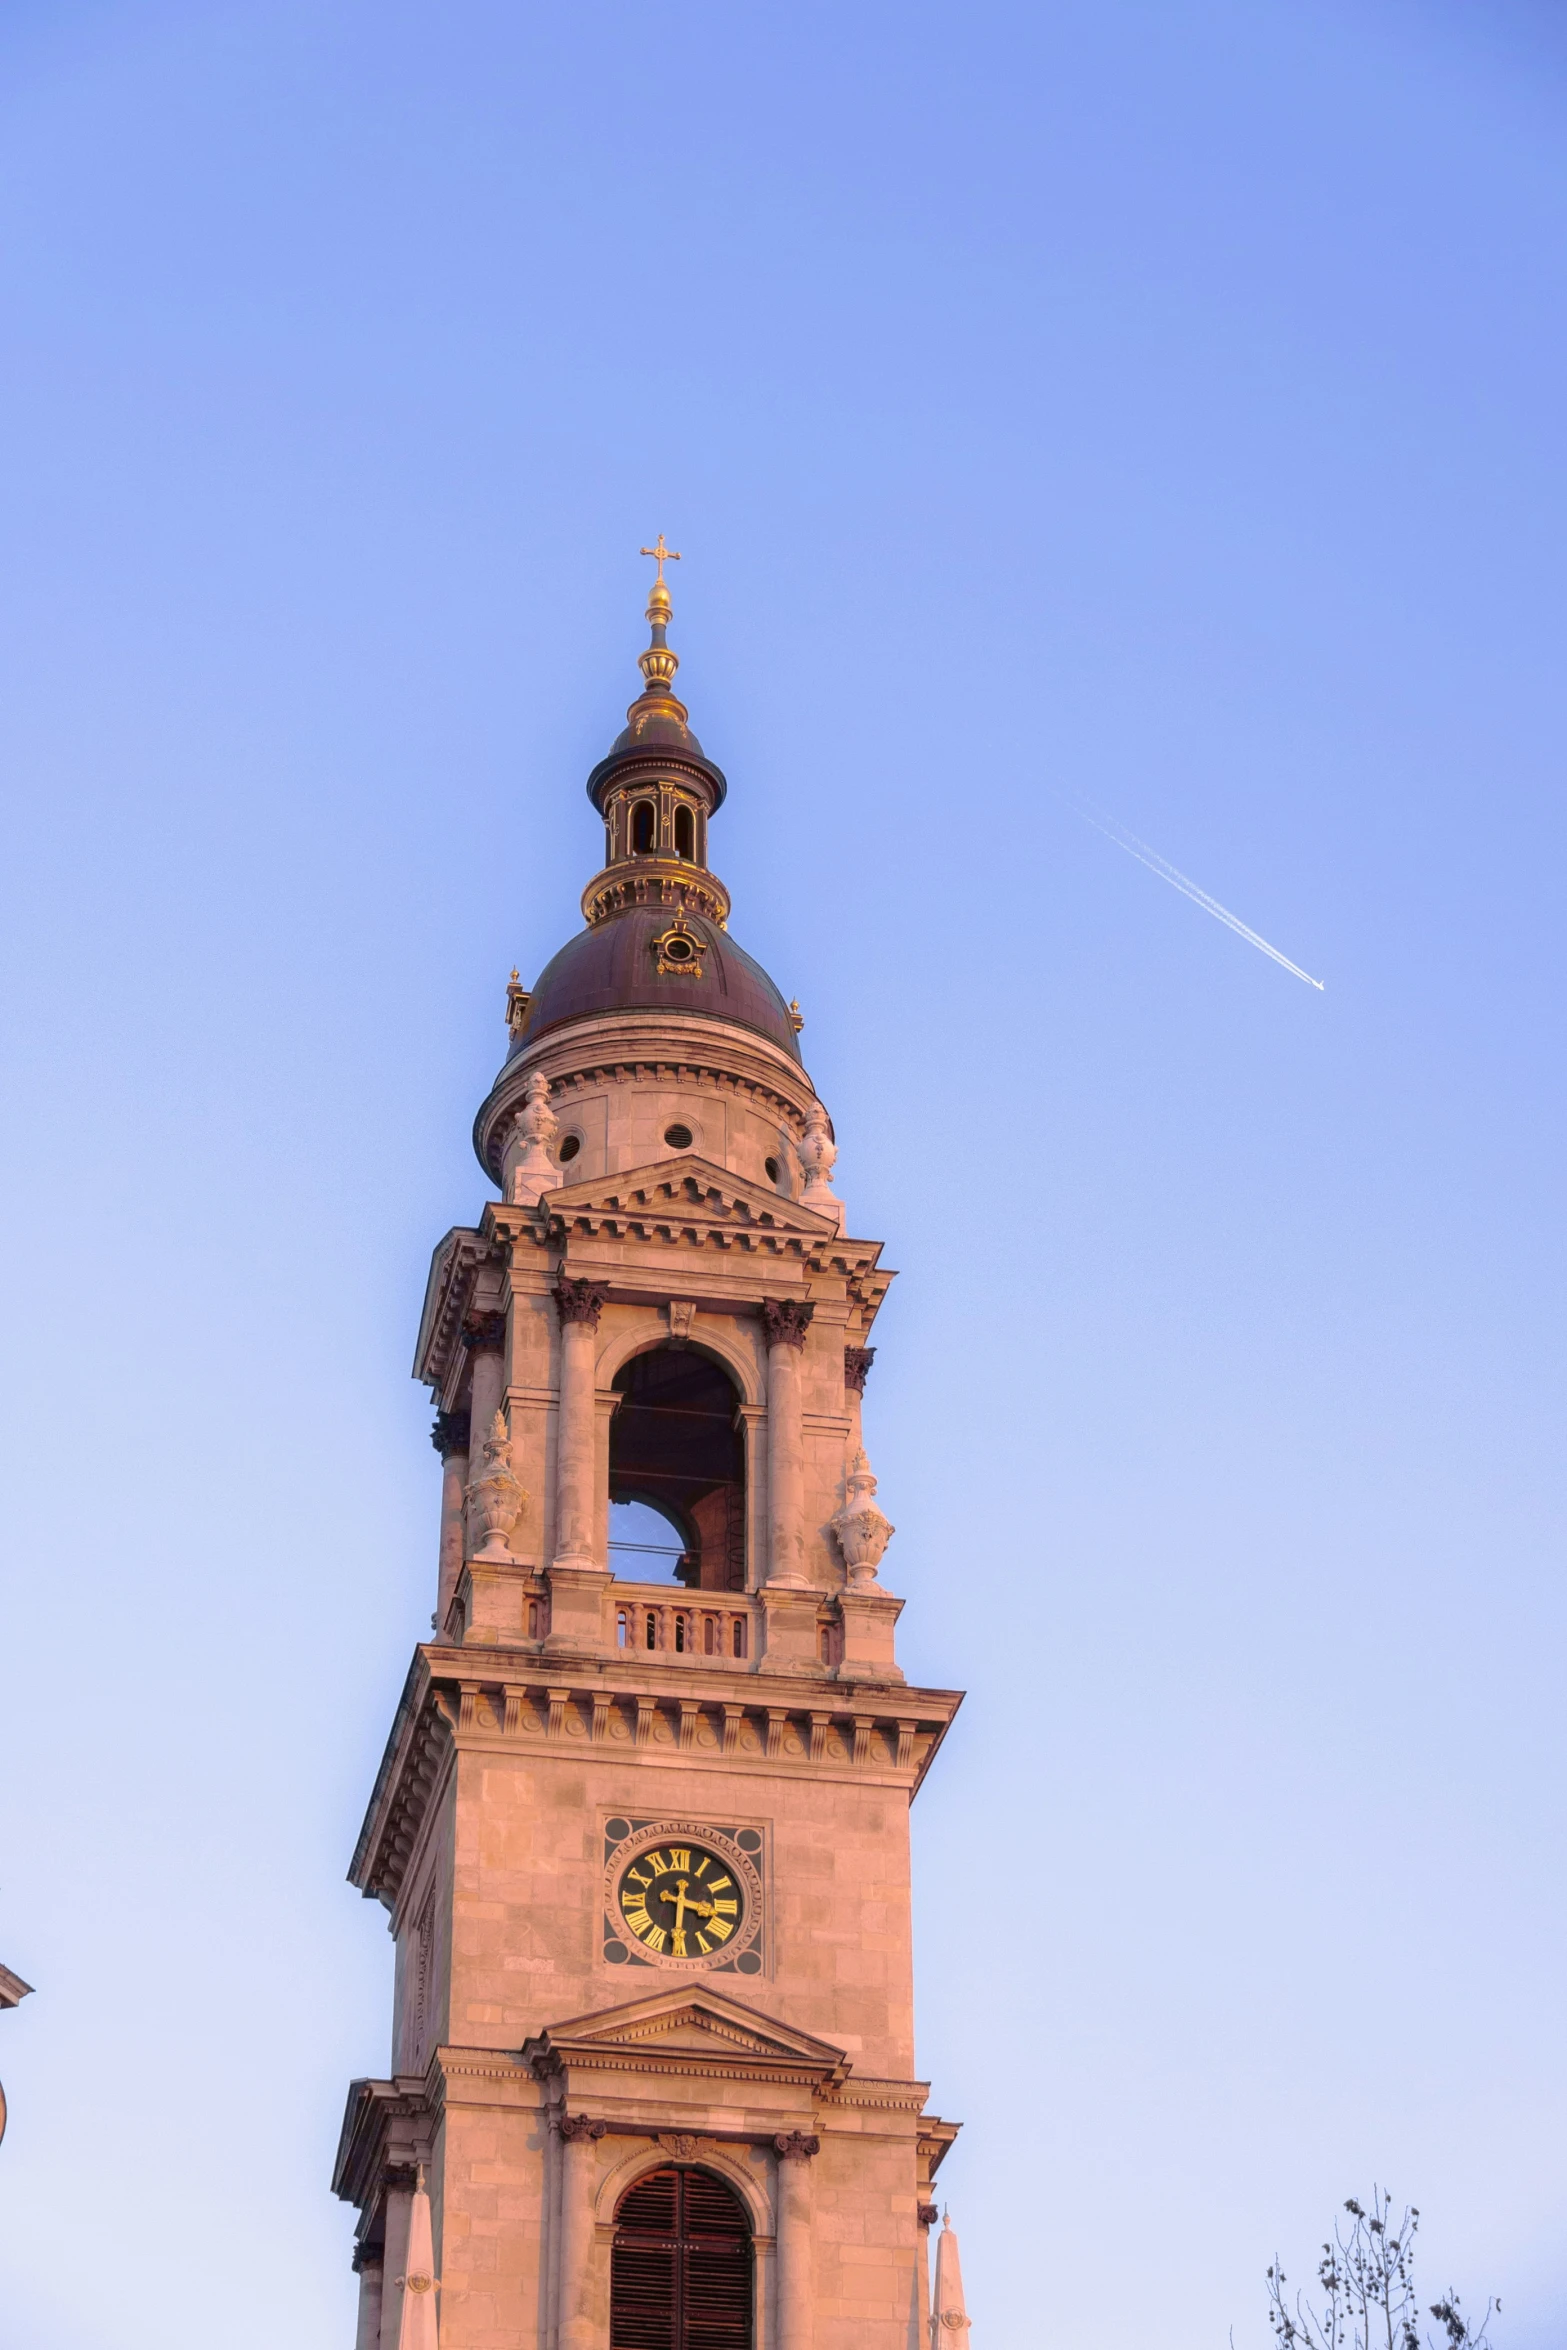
<box><xmin>617</xmin><ymin>1839</ymin><xmax>747</xmax><ymax>1960</ymax></box>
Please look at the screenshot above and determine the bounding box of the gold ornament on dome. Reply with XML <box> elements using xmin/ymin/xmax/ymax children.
<box><xmin>651</xmin><ymin>913</ymin><xmax>707</xmax><ymax>979</ymax></box>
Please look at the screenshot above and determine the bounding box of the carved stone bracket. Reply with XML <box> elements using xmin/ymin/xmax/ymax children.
<box><xmin>559</xmin><ymin>2114</ymin><xmax>608</xmax><ymax>2142</ymax></box>
<box><xmin>761</xmin><ymin>1300</ymin><xmax>815</xmax><ymax>1350</ymax></box>
<box><xmin>382</xmin><ymin>2160</ymin><xmax>420</xmax><ymax>2192</ymax></box>
<box><xmin>774</xmin><ymin>2131</ymin><xmax>821</xmax><ymax>2160</ymax></box>
<box><xmin>917</xmin><ymin>2203</ymin><xmax>940</xmax><ymax>2229</ymax></box>
<box><xmin>461</xmin><ymin>1311</ymin><xmax>508</xmax><ymax>1353</ymax></box>
<box><xmin>352</xmin><ymin>2240</ymin><xmax>385</xmax><ymax>2273</ymax></box>
<box><xmin>430</xmin><ymin>1409</ymin><xmax>472</xmax><ymax>1459</ymax></box>
<box><xmin>843</xmin><ymin>1347</ymin><xmax>876</xmax><ymax>1394</ymax></box>
<box><xmin>553</xmin><ymin>1276</ymin><xmax>610</xmax><ymax>1329</ymax></box>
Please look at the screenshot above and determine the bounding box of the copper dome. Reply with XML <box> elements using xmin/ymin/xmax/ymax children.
<box><xmin>505</xmin><ymin>904</ymin><xmax>802</xmax><ymax>1065</ymax></box>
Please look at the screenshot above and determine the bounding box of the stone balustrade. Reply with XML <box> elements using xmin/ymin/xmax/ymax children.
<box><xmin>611</xmin><ymin>1581</ymin><xmax>764</xmax><ymax>1664</ymax></box>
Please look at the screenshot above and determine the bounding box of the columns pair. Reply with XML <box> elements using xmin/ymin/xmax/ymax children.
<box><xmin>550</xmin><ymin>1282</ymin><xmax>814</xmax><ymax>1590</ymax></box>
<box><xmin>429</xmin><ymin>1308</ymin><xmax>508</xmax><ymax>1629</ymax></box>
<box><xmin>553</xmin><ymin>2113</ymin><xmax>818</xmax><ymax>2350</ymax></box>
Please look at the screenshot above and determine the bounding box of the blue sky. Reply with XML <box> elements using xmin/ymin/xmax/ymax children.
<box><xmin>1</xmin><ymin>3</ymin><xmax>1564</xmax><ymax>2344</ymax></box>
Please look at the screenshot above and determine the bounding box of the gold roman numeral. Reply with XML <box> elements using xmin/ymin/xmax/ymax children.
<box><xmin>667</xmin><ymin>1849</ymin><xmax>691</xmax><ymax>1873</ymax></box>
<box><xmin>646</xmin><ymin>1852</ymin><xmax>670</xmax><ymax>1876</ymax></box>
<box><xmin>706</xmin><ymin>1914</ymin><xmax>734</xmax><ymax>1943</ymax></box>
<box><xmin>641</xmin><ymin>1923</ymin><xmax>668</xmax><ymax>1952</ymax></box>
<box><xmin>671</xmin><ymin>1930</ymin><xmax>687</xmax><ymax>1957</ymax></box>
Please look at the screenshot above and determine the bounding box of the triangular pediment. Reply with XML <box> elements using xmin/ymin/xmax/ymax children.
<box><xmin>524</xmin><ymin>1985</ymin><xmax>849</xmax><ymax>2081</ymax></box>
<box><xmin>542</xmin><ymin>1155</ymin><xmax>841</xmax><ymax>1239</ymax></box>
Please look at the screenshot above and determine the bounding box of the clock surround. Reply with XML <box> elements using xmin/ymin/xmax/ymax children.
<box><xmin>602</xmin><ymin>1816</ymin><xmax>766</xmax><ymax>1975</ymax></box>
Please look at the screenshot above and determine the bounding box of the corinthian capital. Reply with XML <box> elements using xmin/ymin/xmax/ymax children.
<box><xmin>460</xmin><ymin>1310</ymin><xmax>507</xmax><ymax>1353</ymax></box>
<box><xmin>761</xmin><ymin>1300</ymin><xmax>814</xmax><ymax>1350</ymax></box>
<box><xmin>552</xmin><ymin>1276</ymin><xmax>609</xmax><ymax>1328</ymax></box>
<box><xmin>430</xmin><ymin>1409</ymin><xmax>472</xmax><ymax>1459</ymax></box>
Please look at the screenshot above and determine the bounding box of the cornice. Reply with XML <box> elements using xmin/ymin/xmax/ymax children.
<box><xmin>0</xmin><ymin>1965</ymin><xmax>33</xmax><ymax>2010</ymax></box>
<box><xmin>823</xmin><ymin>2077</ymin><xmax>932</xmax><ymax>2112</ymax></box>
<box><xmin>524</xmin><ymin>1986</ymin><xmax>851</xmax><ymax>2094</ymax></box>
<box><xmin>917</xmin><ymin>2116</ymin><xmax>962</xmax><ymax>2178</ymax></box>
<box><xmin>474</xmin><ymin>1013</ymin><xmax>821</xmax><ymax>1184</ymax></box>
<box><xmin>350</xmin><ymin>1649</ymin><xmax>962</xmax><ymax>1908</ymax></box>
<box><xmin>412</xmin><ymin>1225</ymin><xmax>504</xmax><ymax>1395</ymax></box>
<box><xmin>350</xmin><ymin>1653</ymin><xmax>454</xmax><ymax>1909</ymax></box>
<box><xmin>546</xmin><ymin>2050</ymin><xmax>833</xmax><ymax>2088</ymax></box>
<box><xmin>485</xmin><ymin>1165</ymin><xmax>892</xmax><ymax>1316</ymax></box>
<box><xmin>331</xmin><ymin>2073</ymin><xmax>431</xmax><ymax>2212</ymax></box>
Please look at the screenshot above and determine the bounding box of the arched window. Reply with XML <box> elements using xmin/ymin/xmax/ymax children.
<box><xmin>612</xmin><ymin>2167</ymin><xmax>753</xmax><ymax>2350</ymax></box>
<box><xmin>609</xmin><ymin>1346</ymin><xmax>746</xmax><ymax>1592</ymax></box>
<box><xmin>632</xmin><ymin>800</ymin><xmax>657</xmax><ymax>854</ymax></box>
<box><xmin>674</xmin><ymin>804</ymin><xmax>695</xmax><ymax>861</ymax></box>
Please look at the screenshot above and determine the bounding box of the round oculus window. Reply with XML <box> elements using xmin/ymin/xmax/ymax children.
<box><xmin>660</xmin><ymin>933</ymin><xmax>695</xmax><ymax>963</ymax></box>
<box><xmin>557</xmin><ymin>1134</ymin><xmax>582</xmax><ymax>1163</ymax></box>
<box><xmin>664</xmin><ymin>1124</ymin><xmax>693</xmax><ymax>1150</ymax></box>
<box><xmin>764</xmin><ymin>1157</ymin><xmax>780</xmax><ymax>1183</ymax></box>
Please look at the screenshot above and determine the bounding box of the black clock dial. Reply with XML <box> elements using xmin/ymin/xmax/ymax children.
<box><xmin>617</xmin><ymin>1841</ymin><xmax>746</xmax><ymax>1959</ymax></box>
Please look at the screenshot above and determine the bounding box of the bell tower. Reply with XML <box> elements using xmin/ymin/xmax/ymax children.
<box><xmin>333</xmin><ymin>557</ymin><xmax>964</xmax><ymax>2350</ymax></box>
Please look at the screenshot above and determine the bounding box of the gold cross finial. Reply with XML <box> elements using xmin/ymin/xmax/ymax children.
<box><xmin>640</xmin><ymin>535</ymin><xmax>681</xmax><ymax>585</ymax></box>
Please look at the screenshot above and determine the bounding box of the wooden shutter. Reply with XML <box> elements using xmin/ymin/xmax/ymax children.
<box><xmin>612</xmin><ymin>2167</ymin><xmax>752</xmax><ymax>2350</ymax></box>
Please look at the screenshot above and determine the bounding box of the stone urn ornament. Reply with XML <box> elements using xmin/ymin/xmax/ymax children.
<box><xmin>467</xmin><ymin>1410</ymin><xmax>525</xmax><ymax>1561</ymax></box>
<box><xmin>505</xmin><ymin>1070</ymin><xmax>560</xmax><ymax>1205</ymax></box>
<box><xmin>829</xmin><ymin>1448</ymin><xmax>895</xmax><ymax>1587</ymax></box>
<box><xmin>798</xmin><ymin>1100</ymin><xmax>845</xmax><ymax>1231</ymax></box>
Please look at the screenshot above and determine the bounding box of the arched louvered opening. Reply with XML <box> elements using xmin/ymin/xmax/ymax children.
<box><xmin>632</xmin><ymin>799</ymin><xmax>657</xmax><ymax>854</ymax></box>
<box><xmin>612</xmin><ymin>2166</ymin><xmax>753</xmax><ymax>2350</ymax></box>
<box><xmin>674</xmin><ymin>803</ymin><xmax>696</xmax><ymax>861</ymax></box>
<box><xmin>609</xmin><ymin>1346</ymin><xmax>746</xmax><ymax>1591</ymax></box>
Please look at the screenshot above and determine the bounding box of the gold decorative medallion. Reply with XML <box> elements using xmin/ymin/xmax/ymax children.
<box><xmin>651</xmin><ymin>913</ymin><xmax>707</xmax><ymax>978</ymax></box>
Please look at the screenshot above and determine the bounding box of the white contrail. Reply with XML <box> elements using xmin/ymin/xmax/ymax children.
<box><xmin>1076</xmin><ymin>803</ymin><xmax>1325</xmax><ymax>992</ymax></box>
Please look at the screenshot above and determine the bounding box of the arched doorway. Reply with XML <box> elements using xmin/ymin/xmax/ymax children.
<box><xmin>611</xmin><ymin>2166</ymin><xmax>753</xmax><ymax>2350</ymax></box>
<box><xmin>609</xmin><ymin>1346</ymin><xmax>746</xmax><ymax>1592</ymax></box>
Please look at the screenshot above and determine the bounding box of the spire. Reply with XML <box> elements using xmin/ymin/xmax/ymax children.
<box><xmin>931</xmin><ymin>2211</ymin><xmax>971</xmax><ymax>2350</ymax></box>
<box><xmin>395</xmin><ymin>2165</ymin><xmax>442</xmax><ymax>2349</ymax></box>
<box><xmin>638</xmin><ymin>535</ymin><xmax>682</xmax><ymax>696</ymax></box>
<box><xmin>582</xmin><ymin>543</ymin><xmax>729</xmax><ymax>861</ymax></box>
